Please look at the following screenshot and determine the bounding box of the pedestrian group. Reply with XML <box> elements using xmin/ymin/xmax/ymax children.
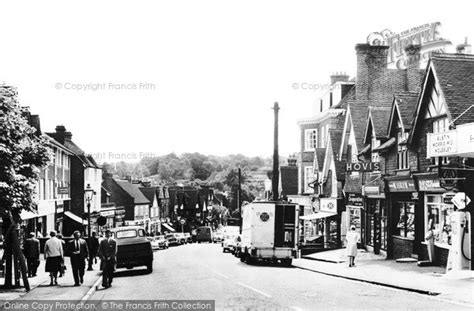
<box><xmin>25</xmin><ymin>229</ymin><xmax>116</xmax><ymax>289</ymax></box>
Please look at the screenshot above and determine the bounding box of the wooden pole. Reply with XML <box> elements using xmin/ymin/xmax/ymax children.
<box><xmin>272</xmin><ymin>102</ymin><xmax>280</xmax><ymax>201</ymax></box>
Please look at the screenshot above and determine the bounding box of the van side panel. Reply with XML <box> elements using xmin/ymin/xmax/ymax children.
<box><xmin>251</xmin><ymin>203</ymin><xmax>275</xmax><ymax>248</ymax></box>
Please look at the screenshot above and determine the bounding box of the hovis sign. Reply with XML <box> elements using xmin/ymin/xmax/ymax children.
<box><xmin>346</xmin><ymin>162</ymin><xmax>380</xmax><ymax>172</ymax></box>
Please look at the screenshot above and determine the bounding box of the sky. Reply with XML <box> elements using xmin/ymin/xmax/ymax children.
<box><xmin>1</xmin><ymin>0</ymin><xmax>473</xmax><ymax>162</ymax></box>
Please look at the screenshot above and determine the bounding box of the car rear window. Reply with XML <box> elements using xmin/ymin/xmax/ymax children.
<box><xmin>116</xmin><ymin>229</ymin><xmax>145</xmax><ymax>239</ymax></box>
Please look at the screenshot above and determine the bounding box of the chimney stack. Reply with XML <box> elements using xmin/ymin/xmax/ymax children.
<box><xmin>456</xmin><ymin>37</ymin><xmax>472</xmax><ymax>54</ymax></box>
<box><xmin>330</xmin><ymin>72</ymin><xmax>350</xmax><ymax>85</ymax></box>
<box><xmin>404</xmin><ymin>44</ymin><xmax>423</xmax><ymax>93</ymax></box>
<box><xmin>55</xmin><ymin>125</ymin><xmax>66</xmax><ymax>143</ymax></box>
<box><xmin>355</xmin><ymin>44</ymin><xmax>389</xmax><ymax>100</ymax></box>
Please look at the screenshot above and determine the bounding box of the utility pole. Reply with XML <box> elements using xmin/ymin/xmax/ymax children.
<box><xmin>238</xmin><ymin>167</ymin><xmax>242</xmax><ymax>232</ymax></box>
<box><xmin>272</xmin><ymin>102</ymin><xmax>280</xmax><ymax>201</ymax></box>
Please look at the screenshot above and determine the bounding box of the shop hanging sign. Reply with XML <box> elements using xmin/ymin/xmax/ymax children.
<box><xmin>320</xmin><ymin>198</ymin><xmax>337</xmax><ymax>213</ymax></box>
<box><xmin>387</xmin><ymin>179</ymin><xmax>416</xmax><ymax>192</ymax></box>
<box><xmin>346</xmin><ymin>162</ymin><xmax>380</xmax><ymax>172</ymax></box>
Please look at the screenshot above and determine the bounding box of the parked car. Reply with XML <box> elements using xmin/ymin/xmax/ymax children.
<box><xmin>165</xmin><ymin>233</ymin><xmax>179</xmax><ymax>246</ymax></box>
<box><xmin>174</xmin><ymin>233</ymin><xmax>187</xmax><ymax>244</ymax></box>
<box><xmin>184</xmin><ymin>233</ymin><xmax>192</xmax><ymax>244</ymax></box>
<box><xmin>213</xmin><ymin>231</ymin><xmax>224</xmax><ymax>243</ymax></box>
<box><xmin>196</xmin><ymin>226</ymin><xmax>213</xmax><ymax>243</ymax></box>
<box><xmin>222</xmin><ymin>234</ymin><xmax>237</xmax><ymax>253</ymax></box>
<box><xmin>155</xmin><ymin>235</ymin><xmax>169</xmax><ymax>249</ymax></box>
<box><xmin>147</xmin><ymin>237</ymin><xmax>160</xmax><ymax>250</ymax></box>
<box><xmin>112</xmin><ymin>226</ymin><xmax>153</xmax><ymax>273</ymax></box>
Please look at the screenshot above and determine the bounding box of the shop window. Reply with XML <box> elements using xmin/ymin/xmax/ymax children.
<box><xmin>381</xmin><ymin>203</ymin><xmax>388</xmax><ymax>250</ymax></box>
<box><xmin>426</xmin><ymin>195</ymin><xmax>454</xmax><ymax>245</ymax></box>
<box><xmin>396</xmin><ymin>202</ymin><xmax>415</xmax><ymax>239</ymax></box>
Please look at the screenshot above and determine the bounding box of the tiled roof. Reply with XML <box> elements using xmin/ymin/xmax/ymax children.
<box><xmin>115</xmin><ymin>179</ymin><xmax>151</xmax><ymax>205</ymax></box>
<box><xmin>349</xmin><ymin>99</ymin><xmax>393</xmax><ymax>151</ymax></box>
<box><xmin>333</xmin><ymin>85</ymin><xmax>356</xmax><ymax>109</ymax></box>
<box><xmin>431</xmin><ymin>54</ymin><xmax>474</xmax><ymax>125</ymax></box>
<box><xmin>370</xmin><ymin>107</ymin><xmax>392</xmax><ymax>138</ymax></box>
<box><xmin>314</xmin><ymin>148</ymin><xmax>326</xmax><ymax>172</ymax></box>
<box><xmin>394</xmin><ymin>92</ymin><xmax>419</xmax><ymax>130</ymax></box>
<box><xmin>139</xmin><ymin>187</ymin><xmax>157</xmax><ymax>203</ymax></box>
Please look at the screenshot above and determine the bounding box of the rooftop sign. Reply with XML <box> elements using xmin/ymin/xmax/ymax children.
<box><xmin>367</xmin><ymin>22</ymin><xmax>452</xmax><ymax>69</ymax></box>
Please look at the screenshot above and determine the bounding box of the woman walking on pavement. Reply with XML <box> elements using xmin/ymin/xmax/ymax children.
<box><xmin>345</xmin><ymin>225</ymin><xmax>360</xmax><ymax>267</ymax></box>
<box><xmin>44</xmin><ymin>230</ymin><xmax>64</xmax><ymax>285</ymax></box>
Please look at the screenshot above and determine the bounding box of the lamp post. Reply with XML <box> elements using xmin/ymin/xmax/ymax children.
<box><xmin>84</xmin><ymin>184</ymin><xmax>95</xmax><ymax>271</ymax></box>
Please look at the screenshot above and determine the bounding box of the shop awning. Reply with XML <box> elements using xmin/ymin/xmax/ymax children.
<box><xmin>300</xmin><ymin>211</ymin><xmax>337</xmax><ymax>220</ymax></box>
<box><xmin>161</xmin><ymin>223</ymin><xmax>175</xmax><ymax>232</ymax></box>
<box><xmin>65</xmin><ymin>211</ymin><xmax>88</xmax><ymax>225</ymax></box>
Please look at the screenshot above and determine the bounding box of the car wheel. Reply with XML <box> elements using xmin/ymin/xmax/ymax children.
<box><xmin>282</xmin><ymin>259</ymin><xmax>292</xmax><ymax>267</ymax></box>
<box><xmin>245</xmin><ymin>253</ymin><xmax>253</xmax><ymax>264</ymax></box>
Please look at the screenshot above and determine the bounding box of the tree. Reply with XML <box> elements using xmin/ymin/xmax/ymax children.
<box><xmin>0</xmin><ymin>86</ymin><xmax>51</xmax><ymax>289</ymax></box>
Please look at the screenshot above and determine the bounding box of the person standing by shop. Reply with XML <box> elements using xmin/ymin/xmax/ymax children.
<box><xmin>425</xmin><ymin>219</ymin><xmax>436</xmax><ymax>264</ymax></box>
<box><xmin>345</xmin><ymin>225</ymin><xmax>360</xmax><ymax>267</ymax></box>
<box><xmin>44</xmin><ymin>230</ymin><xmax>64</xmax><ymax>285</ymax></box>
<box><xmin>98</xmin><ymin>229</ymin><xmax>117</xmax><ymax>288</ymax></box>
<box><xmin>68</xmin><ymin>231</ymin><xmax>89</xmax><ymax>286</ymax></box>
<box><xmin>23</xmin><ymin>233</ymin><xmax>40</xmax><ymax>277</ymax></box>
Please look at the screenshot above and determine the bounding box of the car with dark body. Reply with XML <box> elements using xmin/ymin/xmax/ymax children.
<box><xmin>196</xmin><ymin>226</ymin><xmax>213</xmax><ymax>243</ymax></box>
<box><xmin>112</xmin><ymin>226</ymin><xmax>153</xmax><ymax>273</ymax></box>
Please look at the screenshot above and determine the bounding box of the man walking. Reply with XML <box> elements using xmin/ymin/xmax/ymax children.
<box><xmin>68</xmin><ymin>231</ymin><xmax>89</xmax><ymax>286</ymax></box>
<box><xmin>23</xmin><ymin>232</ymin><xmax>40</xmax><ymax>277</ymax></box>
<box><xmin>98</xmin><ymin>229</ymin><xmax>117</xmax><ymax>288</ymax></box>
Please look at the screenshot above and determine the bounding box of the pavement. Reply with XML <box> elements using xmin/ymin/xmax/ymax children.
<box><xmin>294</xmin><ymin>248</ymin><xmax>474</xmax><ymax>306</ymax></box>
<box><xmin>0</xmin><ymin>256</ymin><xmax>102</xmax><ymax>306</ymax></box>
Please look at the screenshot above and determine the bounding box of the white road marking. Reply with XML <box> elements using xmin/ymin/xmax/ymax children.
<box><xmin>202</xmin><ymin>264</ymin><xmax>272</xmax><ymax>298</ymax></box>
<box><xmin>236</xmin><ymin>281</ymin><xmax>272</xmax><ymax>298</ymax></box>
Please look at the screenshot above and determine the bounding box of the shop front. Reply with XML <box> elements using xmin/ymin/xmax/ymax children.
<box><xmin>346</xmin><ymin>193</ymin><xmax>364</xmax><ymax>246</ymax></box>
<box><xmin>363</xmin><ymin>183</ymin><xmax>387</xmax><ymax>255</ymax></box>
<box><xmin>385</xmin><ymin>176</ymin><xmax>418</xmax><ymax>259</ymax></box>
<box><xmin>414</xmin><ymin>173</ymin><xmax>454</xmax><ymax>266</ymax></box>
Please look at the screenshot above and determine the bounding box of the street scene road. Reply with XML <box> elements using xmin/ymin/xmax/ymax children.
<box><xmin>89</xmin><ymin>244</ymin><xmax>470</xmax><ymax>310</ymax></box>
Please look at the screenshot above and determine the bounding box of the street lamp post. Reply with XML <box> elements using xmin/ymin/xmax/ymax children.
<box><xmin>85</xmin><ymin>184</ymin><xmax>95</xmax><ymax>271</ymax></box>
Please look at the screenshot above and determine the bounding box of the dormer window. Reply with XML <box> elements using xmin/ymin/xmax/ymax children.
<box><xmin>371</xmin><ymin>137</ymin><xmax>380</xmax><ymax>163</ymax></box>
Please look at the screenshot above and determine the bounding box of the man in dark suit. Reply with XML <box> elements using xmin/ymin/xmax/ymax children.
<box><xmin>98</xmin><ymin>229</ymin><xmax>117</xmax><ymax>288</ymax></box>
<box><xmin>23</xmin><ymin>232</ymin><xmax>40</xmax><ymax>277</ymax></box>
<box><xmin>68</xmin><ymin>231</ymin><xmax>89</xmax><ymax>286</ymax></box>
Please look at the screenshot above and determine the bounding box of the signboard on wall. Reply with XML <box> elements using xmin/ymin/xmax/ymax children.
<box><xmin>320</xmin><ymin>198</ymin><xmax>337</xmax><ymax>213</ymax></box>
<box><xmin>346</xmin><ymin>162</ymin><xmax>380</xmax><ymax>172</ymax></box>
<box><xmin>387</xmin><ymin>179</ymin><xmax>416</xmax><ymax>192</ymax></box>
<box><xmin>427</xmin><ymin>130</ymin><xmax>457</xmax><ymax>157</ymax></box>
<box><xmin>57</xmin><ymin>187</ymin><xmax>69</xmax><ymax>195</ymax></box>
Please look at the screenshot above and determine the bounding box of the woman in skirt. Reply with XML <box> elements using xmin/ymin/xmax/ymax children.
<box><xmin>44</xmin><ymin>230</ymin><xmax>64</xmax><ymax>285</ymax></box>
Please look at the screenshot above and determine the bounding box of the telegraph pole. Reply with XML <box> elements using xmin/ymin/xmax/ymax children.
<box><xmin>272</xmin><ymin>102</ymin><xmax>280</xmax><ymax>201</ymax></box>
<box><xmin>238</xmin><ymin>167</ymin><xmax>242</xmax><ymax>232</ymax></box>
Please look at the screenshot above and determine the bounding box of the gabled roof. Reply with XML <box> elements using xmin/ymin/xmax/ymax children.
<box><xmin>115</xmin><ymin>179</ymin><xmax>151</xmax><ymax>205</ymax></box>
<box><xmin>364</xmin><ymin>106</ymin><xmax>391</xmax><ymax>144</ymax></box>
<box><xmin>387</xmin><ymin>92</ymin><xmax>419</xmax><ymax>137</ymax></box>
<box><xmin>348</xmin><ymin>99</ymin><xmax>393</xmax><ymax>151</ymax></box>
<box><xmin>139</xmin><ymin>187</ymin><xmax>157</xmax><ymax>203</ymax></box>
<box><xmin>431</xmin><ymin>54</ymin><xmax>474</xmax><ymax>125</ymax></box>
<box><xmin>410</xmin><ymin>54</ymin><xmax>474</xmax><ymax>142</ymax></box>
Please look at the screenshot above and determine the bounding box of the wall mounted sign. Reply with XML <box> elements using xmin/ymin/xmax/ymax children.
<box><xmin>57</xmin><ymin>187</ymin><xmax>69</xmax><ymax>195</ymax></box>
<box><xmin>387</xmin><ymin>180</ymin><xmax>416</xmax><ymax>192</ymax></box>
<box><xmin>417</xmin><ymin>178</ymin><xmax>444</xmax><ymax>192</ymax></box>
<box><xmin>347</xmin><ymin>193</ymin><xmax>364</xmax><ymax>207</ymax></box>
<box><xmin>320</xmin><ymin>198</ymin><xmax>337</xmax><ymax>213</ymax></box>
<box><xmin>427</xmin><ymin>130</ymin><xmax>457</xmax><ymax>157</ymax></box>
<box><xmin>346</xmin><ymin>162</ymin><xmax>380</xmax><ymax>172</ymax></box>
